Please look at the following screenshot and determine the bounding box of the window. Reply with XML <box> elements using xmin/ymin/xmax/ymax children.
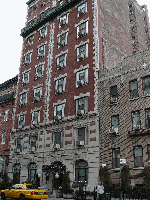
<box><xmin>110</xmin><ymin>115</ymin><xmax>119</xmax><ymax>134</ymax></box>
<box><xmin>143</xmin><ymin>76</ymin><xmax>150</xmax><ymax>96</ymax></box>
<box><xmin>59</xmin><ymin>14</ymin><xmax>68</xmax><ymax>28</ymax></box>
<box><xmin>75</xmin><ymin>160</ymin><xmax>88</xmax><ymax>182</ymax></box>
<box><xmin>28</xmin><ymin>163</ymin><xmax>37</xmax><ymax>181</ymax></box>
<box><xmin>24</xmin><ymin>53</ymin><xmax>32</xmax><ymax>65</ymax></box>
<box><xmin>22</xmin><ymin>71</ymin><xmax>29</xmax><ymax>84</ymax></box>
<box><xmin>31</xmin><ymin>110</ymin><xmax>40</xmax><ymax>125</ymax></box>
<box><xmin>129</xmin><ymin>4</ymin><xmax>133</xmax><ymax>14</ymax></box>
<box><xmin>130</xmin><ymin>80</ymin><xmax>138</xmax><ymax>99</ymax></box>
<box><xmin>18</xmin><ymin>115</ymin><xmax>25</xmax><ymax>128</ymax></box>
<box><xmin>112</xmin><ymin>148</ymin><xmax>120</xmax><ymax>168</ymax></box>
<box><xmin>12</xmin><ymin>164</ymin><xmax>21</xmax><ymax>183</ymax></box>
<box><xmin>132</xmin><ymin>36</ymin><xmax>136</xmax><ymax>47</ymax></box>
<box><xmin>57</xmin><ymin>32</ymin><xmax>68</xmax><ymax>48</ymax></box>
<box><xmin>39</xmin><ymin>26</ymin><xmax>47</xmax><ymax>39</ymax></box>
<box><xmin>1</xmin><ymin>130</ymin><xmax>6</xmax><ymax>144</ymax></box>
<box><xmin>146</xmin><ymin>109</ymin><xmax>150</xmax><ymax>129</ymax></box>
<box><xmin>56</xmin><ymin>54</ymin><xmax>67</xmax><ymax>70</ymax></box>
<box><xmin>4</xmin><ymin>109</ymin><xmax>8</xmax><ymax>122</ymax></box>
<box><xmin>76</xmin><ymin>97</ymin><xmax>88</xmax><ymax>115</ymax></box>
<box><xmin>27</xmin><ymin>35</ymin><xmax>33</xmax><ymax>46</ymax></box>
<box><xmin>77</xmin><ymin>2</ymin><xmax>88</xmax><ymax>17</ymax></box>
<box><xmin>76</xmin><ymin>69</ymin><xmax>88</xmax><ymax>88</ymax></box>
<box><xmin>110</xmin><ymin>86</ymin><xmax>118</xmax><ymax>103</ymax></box>
<box><xmin>35</xmin><ymin>64</ymin><xmax>44</xmax><ymax>79</ymax></box>
<box><xmin>37</xmin><ymin>45</ymin><xmax>46</xmax><ymax>59</ymax></box>
<box><xmin>132</xmin><ymin>111</ymin><xmax>140</xmax><ymax>131</ymax></box>
<box><xmin>33</xmin><ymin>87</ymin><xmax>42</xmax><ymax>102</ymax></box>
<box><xmin>54</xmin><ymin>103</ymin><xmax>65</xmax><ymax>120</ymax></box>
<box><xmin>19</xmin><ymin>93</ymin><xmax>27</xmax><ymax>107</ymax></box>
<box><xmin>76</xmin><ymin>127</ymin><xmax>88</xmax><ymax>146</ymax></box>
<box><xmin>52</xmin><ymin>131</ymin><xmax>64</xmax><ymax>148</ymax></box>
<box><xmin>77</xmin><ymin>21</ymin><xmax>88</xmax><ymax>38</ymax></box>
<box><xmin>30</xmin><ymin>6</ymin><xmax>34</xmax><ymax>16</ymax></box>
<box><xmin>15</xmin><ymin>138</ymin><xmax>23</xmax><ymax>152</ymax></box>
<box><xmin>134</xmin><ymin>146</ymin><xmax>143</xmax><ymax>167</ymax></box>
<box><xmin>77</xmin><ymin>44</ymin><xmax>88</xmax><ymax>61</ymax></box>
<box><xmin>55</xmin><ymin>77</ymin><xmax>66</xmax><ymax>95</ymax></box>
<box><xmin>40</xmin><ymin>12</ymin><xmax>45</xmax><ymax>19</ymax></box>
<box><xmin>29</xmin><ymin>135</ymin><xmax>37</xmax><ymax>151</ymax></box>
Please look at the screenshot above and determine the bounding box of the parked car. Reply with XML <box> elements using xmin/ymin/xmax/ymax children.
<box><xmin>0</xmin><ymin>184</ymin><xmax>48</xmax><ymax>200</ymax></box>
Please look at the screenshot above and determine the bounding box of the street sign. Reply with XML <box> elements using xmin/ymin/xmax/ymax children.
<box><xmin>120</xmin><ymin>159</ymin><xmax>126</xmax><ymax>164</ymax></box>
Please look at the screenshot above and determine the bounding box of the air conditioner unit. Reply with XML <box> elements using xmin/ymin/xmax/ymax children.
<box><xmin>54</xmin><ymin>116</ymin><xmax>59</xmax><ymax>121</ymax></box>
<box><xmin>18</xmin><ymin>124</ymin><xmax>23</xmax><ymax>129</ymax></box>
<box><xmin>60</xmin><ymin>20</ymin><xmax>66</xmax><ymax>26</ymax></box>
<box><xmin>15</xmin><ymin>148</ymin><xmax>20</xmax><ymax>153</ymax></box>
<box><xmin>76</xmin><ymin>141</ymin><xmax>84</xmax><ymax>146</ymax></box>
<box><xmin>31</xmin><ymin>147</ymin><xmax>35</xmax><ymax>152</ymax></box>
<box><xmin>38</xmin><ymin>52</ymin><xmax>44</xmax><ymax>57</ymax></box>
<box><xmin>58</xmin><ymin>41</ymin><xmax>65</xmax><ymax>47</ymax></box>
<box><xmin>78</xmin><ymin>31</ymin><xmax>85</xmax><ymax>38</ymax></box>
<box><xmin>78</xmin><ymin>54</ymin><xmax>84</xmax><ymax>60</ymax></box>
<box><xmin>111</xmin><ymin>98</ymin><xmax>117</xmax><ymax>103</ymax></box>
<box><xmin>58</xmin><ymin>115</ymin><xmax>62</xmax><ymax>120</ymax></box>
<box><xmin>77</xmin><ymin>110</ymin><xmax>84</xmax><ymax>115</ymax></box>
<box><xmin>34</xmin><ymin>96</ymin><xmax>40</xmax><ymax>102</ymax></box>
<box><xmin>24</xmin><ymin>60</ymin><xmax>30</xmax><ymax>64</ymax></box>
<box><xmin>55</xmin><ymin>144</ymin><xmax>60</xmax><ymax>149</ymax></box>
<box><xmin>77</xmin><ymin>80</ymin><xmax>84</xmax><ymax>87</ymax></box>
<box><xmin>19</xmin><ymin>102</ymin><xmax>26</xmax><ymax>107</ymax></box>
<box><xmin>32</xmin><ymin>120</ymin><xmax>37</xmax><ymax>125</ymax></box>
<box><xmin>134</xmin><ymin>125</ymin><xmax>140</xmax><ymax>130</ymax></box>
<box><xmin>109</xmin><ymin>128</ymin><xmax>119</xmax><ymax>134</ymax></box>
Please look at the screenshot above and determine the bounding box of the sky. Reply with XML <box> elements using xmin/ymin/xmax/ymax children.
<box><xmin>0</xmin><ymin>0</ymin><xmax>150</xmax><ymax>84</ymax></box>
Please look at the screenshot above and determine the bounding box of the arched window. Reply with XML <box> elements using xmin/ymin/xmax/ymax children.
<box><xmin>75</xmin><ymin>160</ymin><xmax>88</xmax><ymax>182</ymax></box>
<box><xmin>28</xmin><ymin>163</ymin><xmax>37</xmax><ymax>181</ymax></box>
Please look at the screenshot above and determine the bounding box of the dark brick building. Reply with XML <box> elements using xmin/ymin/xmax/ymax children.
<box><xmin>4</xmin><ymin>0</ymin><xmax>150</xmax><ymax>192</ymax></box>
<box><xmin>0</xmin><ymin>76</ymin><xmax>18</xmax><ymax>176</ymax></box>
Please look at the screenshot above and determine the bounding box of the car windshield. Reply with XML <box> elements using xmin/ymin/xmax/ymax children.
<box><xmin>26</xmin><ymin>185</ymin><xmax>38</xmax><ymax>189</ymax></box>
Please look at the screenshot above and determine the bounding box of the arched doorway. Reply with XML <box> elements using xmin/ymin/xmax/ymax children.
<box><xmin>12</xmin><ymin>163</ymin><xmax>21</xmax><ymax>183</ymax></box>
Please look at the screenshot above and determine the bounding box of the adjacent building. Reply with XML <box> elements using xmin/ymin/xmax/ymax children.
<box><xmin>99</xmin><ymin>49</ymin><xmax>150</xmax><ymax>186</ymax></box>
<box><xmin>1</xmin><ymin>0</ymin><xmax>149</xmax><ymax>192</ymax></box>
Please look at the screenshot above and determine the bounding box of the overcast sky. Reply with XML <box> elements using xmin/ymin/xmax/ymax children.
<box><xmin>0</xmin><ymin>0</ymin><xmax>149</xmax><ymax>84</ymax></box>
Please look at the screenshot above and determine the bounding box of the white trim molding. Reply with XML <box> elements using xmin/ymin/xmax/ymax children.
<box><xmin>75</xmin><ymin>39</ymin><xmax>89</xmax><ymax>49</ymax></box>
<box><xmin>55</xmin><ymin>49</ymin><xmax>68</xmax><ymax>59</ymax></box>
<box><xmin>54</xmin><ymin>73</ymin><xmax>67</xmax><ymax>81</ymax></box>
<box><xmin>74</xmin><ymin>92</ymin><xmax>90</xmax><ymax>100</ymax></box>
<box><xmin>53</xmin><ymin>99</ymin><xmax>66</xmax><ymax>107</ymax></box>
<box><xmin>75</xmin><ymin>17</ymin><xmax>89</xmax><ymax>27</ymax></box>
<box><xmin>74</xmin><ymin>64</ymin><xmax>89</xmax><ymax>73</ymax></box>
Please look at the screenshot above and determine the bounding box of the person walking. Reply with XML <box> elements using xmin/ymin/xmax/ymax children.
<box><xmin>96</xmin><ymin>182</ymin><xmax>104</xmax><ymax>200</ymax></box>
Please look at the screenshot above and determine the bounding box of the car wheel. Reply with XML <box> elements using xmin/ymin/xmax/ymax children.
<box><xmin>1</xmin><ymin>193</ymin><xmax>6</xmax><ymax>200</ymax></box>
<box><xmin>20</xmin><ymin>194</ymin><xmax>25</xmax><ymax>200</ymax></box>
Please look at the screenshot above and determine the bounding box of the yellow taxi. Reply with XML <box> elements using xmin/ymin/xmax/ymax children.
<box><xmin>0</xmin><ymin>184</ymin><xmax>48</xmax><ymax>200</ymax></box>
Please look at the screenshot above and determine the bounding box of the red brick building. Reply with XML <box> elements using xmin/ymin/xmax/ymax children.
<box><xmin>7</xmin><ymin>0</ymin><xmax>150</xmax><ymax>192</ymax></box>
<box><xmin>0</xmin><ymin>76</ymin><xmax>18</xmax><ymax>176</ymax></box>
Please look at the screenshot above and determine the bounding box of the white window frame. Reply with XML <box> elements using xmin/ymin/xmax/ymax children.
<box><xmin>57</xmin><ymin>32</ymin><xmax>68</xmax><ymax>48</ymax></box>
<box><xmin>24</xmin><ymin>53</ymin><xmax>32</xmax><ymax>65</ymax></box>
<box><xmin>75</xmin><ymin>127</ymin><xmax>88</xmax><ymax>146</ymax></box>
<box><xmin>56</xmin><ymin>54</ymin><xmax>67</xmax><ymax>70</ymax></box>
<box><xmin>54</xmin><ymin>103</ymin><xmax>65</xmax><ymax>120</ymax></box>
<box><xmin>29</xmin><ymin>135</ymin><xmax>38</xmax><ymax>151</ymax></box>
<box><xmin>59</xmin><ymin>13</ymin><xmax>69</xmax><ymax>28</ymax></box>
<box><xmin>76</xmin><ymin>43</ymin><xmax>88</xmax><ymax>62</ymax></box>
<box><xmin>18</xmin><ymin>114</ymin><xmax>25</xmax><ymax>128</ymax></box>
<box><xmin>35</xmin><ymin>64</ymin><xmax>44</xmax><ymax>79</ymax></box>
<box><xmin>55</xmin><ymin>77</ymin><xmax>66</xmax><ymax>95</ymax></box>
<box><xmin>75</xmin><ymin>96</ymin><xmax>88</xmax><ymax>116</ymax></box>
<box><xmin>37</xmin><ymin>44</ymin><xmax>46</xmax><ymax>59</ymax></box>
<box><xmin>4</xmin><ymin>109</ymin><xmax>8</xmax><ymax>122</ymax></box>
<box><xmin>52</xmin><ymin>131</ymin><xmax>64</xmax><ymax>148</ymax></box>
<box><xmin>1</xmin><ymin>130</ymin><xmax>6</xmax><ymax>144</ymax></box>
<box><xmin>76</xmin><ymin>68</ymin><xmax>88</xmax><ymax>88</ymax></box>
<box><xmin>33</xmin><ymin>87</ymin><xmax>42</xmax><ymax>102</ymax></box>
<box><xmin>77</xmin><ymin>2</ymin><xmax>88</xmax><ymax>18</ymax></box>
<box><xmin>20</xmin><ymin>92</ymin><xmax>27</xmax><ymax>107</ymax></box>
<box><xmin>22</xmin><ymin>71</ymin><xmax>30</xmax><ymax>84</ymax></box>
<box><xmin>132</xmin><ymin>111</ymin><xmax>140</xmax><ymax>131</ymax></box>
<box><xmin>39</xmin><ymin>26</ymin><xmax>47</xmax><ymax>39</ymax></box>
<box><xmin>31</xmin><ymin>110</ymin><xmax>40</xmax><ymax>125</ymax></box>
<box><xmin>111</xmin><ymin>115</ymin><xmax>119</xmax><ymax>133</ymax></box>
<box><xmin>15</xmin><ymin>138</ymin><xmax>23</xmax><ymax>152</ymax></box>
<box><xmin>27</xmin><ymin>35</ymin><xmax>34</xmax><ymax>46</ymax></box>
<box><xmin>77</xmin><ymin>21</ymin><xmax>88</xmax><ymax>39</ymax></box>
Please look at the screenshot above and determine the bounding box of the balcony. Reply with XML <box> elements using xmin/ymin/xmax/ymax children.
<box><xmin>21</xmin><ymin>0</ymin><xmax>82</xmax><ymax>37</ymax></box>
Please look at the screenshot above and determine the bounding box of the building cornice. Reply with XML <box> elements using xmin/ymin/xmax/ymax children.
<box><xmin>22</xmin><ymin>0</ymin><xmax>82</xmax><ymax>37</ymax></box>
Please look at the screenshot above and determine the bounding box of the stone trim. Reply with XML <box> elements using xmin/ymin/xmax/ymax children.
<box><xmin>37</xmin><ymin>41</ymin><xmax>47</xmax><ymax>48</ymax></box>
<box><xmin>19</xmin><ymin>88</ymin><xmax>29</xmax><ymax>95</ymax></box>
<box><xmin>74</xmin><ymin>92</ymin><xmax>90</xmax><ymax>100</ymax></box>
<box><xmin>17</xmin><ymin>111</ymin><xmax>27</xmax><ymax>117</ymax></box>
<box><xmin>57</xmin><ymin>28</ymin><xmax>69</xmax><ymax>37</ymax></box>
<box><xmin>55</xmin><ymin>49</ymin><xmax>68</xmax><ymax>59</ymax></box>
<box><xmin>75</xmin><ymin>17</ymin><xmax>89</xmax><ymax>27</ymax></box>
<box><xmin>75</xmin><ymin>39</ymin><xmax>89</xmax><ymax>49</ymax></box>
<box><xmin>24</xmin><ymin>49</ymin><xmax>33</xmax><ymax>56</ymax></box>
<box><xmin>74</xmin><ymin>64</ymin><xmax>89</xmax><ymax>73</ymax></box>
<box><xmin>32</xmin><ymin>83</ymin><xmax>43</xmax><ymax>89</ymax></box>
<box><xmin>22</xmin><ymin>68</ymin><xmax>31</xmax><ymax>74</ymax></box>
<box><xmin>31</xmin><ymin>106</ymin><xmax>42</xmax><ymax>113</ymax></box>
<box><xmin>54</xmin><ymin>73</ymin><xmax>67</xmax><ymax>81</ymax></box>
<box><xmin>53</xmin><ymin>99</ymin><xmax>66</xmax><ymax>106</ymax></box>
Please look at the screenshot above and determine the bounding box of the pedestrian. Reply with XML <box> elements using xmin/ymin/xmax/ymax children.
<box><xmin>96</xmin><ymin>182</ymin><xmax>104</xmax><ymax>200</ymax></box>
